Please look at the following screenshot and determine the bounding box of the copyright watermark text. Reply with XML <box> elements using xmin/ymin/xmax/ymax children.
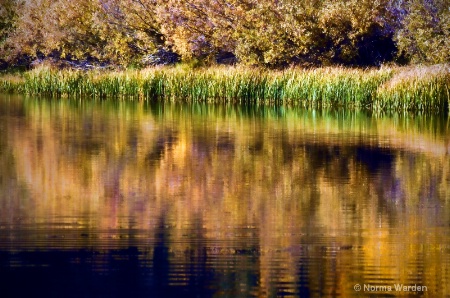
<box><xmin>354</xmin><ymin>284</ymin><xmax>428</xmax><ymax>292</ymax></box>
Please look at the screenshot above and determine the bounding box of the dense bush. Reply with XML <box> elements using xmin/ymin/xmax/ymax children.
<box><xmin>0</xmin><ymin>0</ymin><xmax>448</xmax><ymax>67</ymax></box>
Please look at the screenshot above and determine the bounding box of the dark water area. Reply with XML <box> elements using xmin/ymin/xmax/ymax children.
<box><xmin>0</xmin><ymin>95</ymin><xmax>450</xmax><ymax>297</ymax></box>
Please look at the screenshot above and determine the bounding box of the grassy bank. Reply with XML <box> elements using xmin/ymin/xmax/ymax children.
<box><xmin>1</xmin><ymin>65</ymin><xmax>449</xmax><ymax>112</ymax></box>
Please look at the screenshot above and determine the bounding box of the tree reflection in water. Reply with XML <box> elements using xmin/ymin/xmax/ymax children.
<box><xmin>0</xmin><ymin>95</ymin><xmax>449</xmax><ymax>297</ymax></box>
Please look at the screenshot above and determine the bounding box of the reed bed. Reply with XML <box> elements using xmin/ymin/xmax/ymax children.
<box><xmin>0</xmin><ymin>74</ymin><xmax>25</xmax><ymax>93</ymax></box>
<box><xmin>375</xmin><ymin>64</ymin><xmax>450</xmax><ymax>112</ymax></box>
<box><xmin>1</xmin><ymin>64</ymin><xmax>449</xmax><ymax>112</ymax></box>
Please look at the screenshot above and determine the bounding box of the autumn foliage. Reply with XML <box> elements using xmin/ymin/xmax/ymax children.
<box><xmin>0</xmin><ymin>0</ymin><xmax>449</xmax><ymax>67</ymax></box>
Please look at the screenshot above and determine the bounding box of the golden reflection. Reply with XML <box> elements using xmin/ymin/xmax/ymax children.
<box><xmin>1</xmin><ymin>96</ymin><xmax>449</xmax><ymax>296</ymax></box>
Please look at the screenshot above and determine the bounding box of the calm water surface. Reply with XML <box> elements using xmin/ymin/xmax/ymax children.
<box><xmin>0</xmin><ymin>95</ymin><xmax>449</xmax><ymax>297</ymax></box>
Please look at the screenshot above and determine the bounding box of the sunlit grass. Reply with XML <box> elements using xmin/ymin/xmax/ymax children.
<box><xmin>375</xmin><ymin>64</ymin><xmax>450</xmax><ymax>112</ymax></box>
<box><xmin>1</xmin><ymin>64</ymin><xmax>449</xmax><ymax>112</ymax></box>
<box><xmin>0</xmin><ymin>73</ymin><xmax>26</xmax><ymax>93</ymax></box>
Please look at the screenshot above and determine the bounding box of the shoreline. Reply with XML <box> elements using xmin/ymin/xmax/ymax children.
<box><xmin>1</xmin><ymin>64</ymin><xmax>449</xmax><ymax>112</ymax></box>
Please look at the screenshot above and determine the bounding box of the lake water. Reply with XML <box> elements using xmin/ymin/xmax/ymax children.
<box><xmin>0</xmin><ymin>94</ymin><xmax>449</xmax><ymax>297</ymax></box>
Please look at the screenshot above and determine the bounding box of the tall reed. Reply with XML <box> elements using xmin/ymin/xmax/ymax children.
<box><xmin>1</xmin><ymin>64</ymin><xmax>449</xmax><ymax>112</ymax></box>
<box><xmin>375</xmin><ymin>64</ymin><xmax>450</xmax><ymax>112</ymax></box>
<box><xmin>0</xmin><ymin>74</ymin><xmax>25</xmax><ymax>93</ymax></box>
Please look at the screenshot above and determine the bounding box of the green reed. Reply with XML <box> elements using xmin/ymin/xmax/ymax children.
<box><xmin>0</xmin><ymin>74</ymin><xmax>25</xmax><ymax>93</ymax></box>
<box><xmin>1</xmin><ymin>64</ymin><xmax>449</xmax><ymax>112</ymax></box>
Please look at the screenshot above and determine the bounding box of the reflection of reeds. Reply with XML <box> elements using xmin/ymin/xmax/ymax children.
<box><xmin>1</xmin><ymin>64</ymin><xmax>449</xmax><ymax>111</ymax></box>
<box><xmin>1</xmin><ymin>98</ymin><xmax>449</xmax><ymax>296</ymax></box>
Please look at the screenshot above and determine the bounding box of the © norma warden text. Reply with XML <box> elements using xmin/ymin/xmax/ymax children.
<box><xmin>354</xmin><ymin>284</ymin><xmax>427</xmax><ymax>292</ymax></box>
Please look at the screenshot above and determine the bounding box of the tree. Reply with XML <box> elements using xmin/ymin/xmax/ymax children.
<box><xmin>0</xmin><ymin>0</ymin><xmax>16</xmax><ymax>43</ymax></box>
<box><xmin>2</xmin><ymin>0</ymin><xmax>166</xmax><ymax>65</ymax></box>
<box><xmin>156</xmin><ymin>0</ymin><xmax>238</xmax><ymax>61</ymax></box>
<box><xmin>98</xmin><ymin>0</ymin><xmax>166</xmax><ymax>63</ymax></box>
<box><xmin>396</xmin><ymin>0</ymin><xmax>450</xmax><ymax>63</ymax></box>
<box><xmin>3</xmin><ymin>0</ymin><xmax>104</xmax><ymax>62</ymax></box>
<box><xmin>1</xmin><ymin>0</ymin><xmax>448</xmax><ymax>67</ymax></box>
<box><xmin>317</xmin><ymin>0</ymin><xmax>398</xmax><ymax>65</ymax></box>
<box><xmin>228</xmin><ymin>0</ymin><xmax>398</xmax><ymax>66</ymax></box>
<box><xmin>0</xmin><ymin>0</ymin><xmax>20</xmax><ymax>62</ymax></box>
